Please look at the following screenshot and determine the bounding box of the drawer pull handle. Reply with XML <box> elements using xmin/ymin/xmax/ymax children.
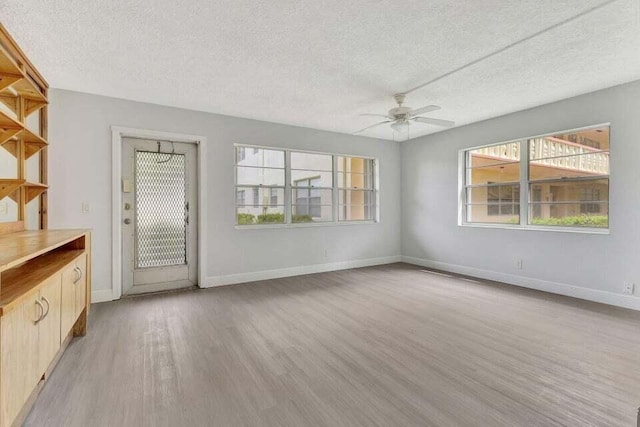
<box><xmin>41</xmin><ymin>296</ymin><xmax>50</xmax><ymax>319</ymax></box>
<box><xmin>73</xmin><ymin>267</ymin><xmax>82</xmax><ymax>284</ymax></box>
<box><xmin>34</xmin><ymin>299</ymin><xmax>45</xmax><ymax>323</ymax></box>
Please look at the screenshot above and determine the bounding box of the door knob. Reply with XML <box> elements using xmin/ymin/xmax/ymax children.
<box><xmin>124</xmin><ymin>218</ymin><xmax>131</xmax><ymax>225</ymax></box>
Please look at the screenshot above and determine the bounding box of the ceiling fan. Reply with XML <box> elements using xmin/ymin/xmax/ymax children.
<box><xmin>355</xmin><ymin>93</ymin><xmax>455</xmax><ymax>135</ymax></box>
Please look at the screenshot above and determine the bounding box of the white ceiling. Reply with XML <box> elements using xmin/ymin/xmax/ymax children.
<box><xmin>2</xmin><ymin>0</ymin><xmax>639</xmax><ymax>141</ymax></box>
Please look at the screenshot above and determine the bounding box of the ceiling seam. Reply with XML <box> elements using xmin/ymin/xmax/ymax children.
<box><xmin>404</xmin><ymin>0</ymin><xmax>622</xmax><ymax>95</ymax></box>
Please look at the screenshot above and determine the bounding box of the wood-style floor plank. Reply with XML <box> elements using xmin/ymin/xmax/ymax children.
<box><xmin>24</xmin><ymin>263</ymin><xmax>640</xmax><ymax>426</ymax></box>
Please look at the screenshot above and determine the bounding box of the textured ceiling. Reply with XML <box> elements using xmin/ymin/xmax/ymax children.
<box><xmin>1</xmin><ymin>0</ymin><xmax>639</xmax><ymax>141</ymax></box>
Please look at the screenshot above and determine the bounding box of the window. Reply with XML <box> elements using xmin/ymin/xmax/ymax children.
<box><xmin>337</xmin><ymin>156</ymin><xmax>376</xmax><ymax>221</ymax></box>
<box><xmin>291</xmin><ymin>152</ymin><xmax>333</xmax><ymax>223</ymax></box>
<box><xmin>236</xmin><ymin>189</ymin><xmax>245</xmax><ymax>205</ymax></box>
<box><xmin>462</xmin><ymin>125</ymin><xmax>609</xmax><ymax>230</ymax></box>
<box><xmin>235</xmin><ymin>147</ymin><xmax>285</xmax><ymax>224</ymax></box>
<box><xmin>235</xmin><ymin>146</ymin><xmax>377</xmax><ymax>226</ymax></box>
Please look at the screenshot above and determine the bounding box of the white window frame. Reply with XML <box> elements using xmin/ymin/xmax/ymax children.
<box><xmin>458</xmin><ymin>123</ymin><xmax>610</xmax><ymax>234</ymax></box>
<box><xmin>235</xmin><ymin>144</ymin><xmax>379</xmax><ymax>228</ymax></box>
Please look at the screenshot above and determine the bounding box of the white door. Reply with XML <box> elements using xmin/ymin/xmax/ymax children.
<box><xmin>121</xmin><ymin>138</ymin><xmax>198</xmax><ymax>295</ymax></box>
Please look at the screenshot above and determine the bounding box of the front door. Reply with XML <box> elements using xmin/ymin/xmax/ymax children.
<box><xmin>121</xmin><ymin>138</ymin><xmax>198</xmax><ymax>295</ymax></box>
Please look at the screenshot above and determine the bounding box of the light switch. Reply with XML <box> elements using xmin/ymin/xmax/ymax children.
<box><xmin>82</xmin><ymin>202</ymin><xmax>90</xmax><ymax>214</ymax></box>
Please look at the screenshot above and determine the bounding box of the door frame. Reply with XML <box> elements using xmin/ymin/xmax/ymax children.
<box><xmin>111</xmin><ymin>126</ymin><xmax>208</xmax><ymax>300</ymax></box>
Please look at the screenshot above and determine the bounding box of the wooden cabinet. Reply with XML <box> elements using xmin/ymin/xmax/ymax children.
<box><xmin>38</xmin><ymin>276</ymin><xmax>61</xmax><ymax>374</ymax></box>
<box><xmin>0</xmin><ymin>293</ymin><xmax>40</xmax><ymax>427</ymax></box>
<box><xmin>60</xmin><ymin>253</ymin><xmax>87</xmax><ymax>343</ymax></box>
<box><xmin>74</xmin><ymin>254</ymin><xmax>87</xmax><ymax>320</ymax></box>
<box><xmin>0</xmin><ymin>230</ymin><xmax>92</xmax><ymax>427</ymax></box>
<box><xmin>61</xmin><ymin>261</ymin><xmax>77</xmax><ymax>341</ymax></box>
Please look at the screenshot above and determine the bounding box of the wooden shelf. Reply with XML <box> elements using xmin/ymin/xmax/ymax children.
<box><xmin>0</xmin><ymin>249</ymin><xmax>85</xmax><ymax>316</ymax></box>
<box><xmin>0</xmin><ymin>44</ymin><xmax>23</xmax><ymax>92</ymax></box>
<box><xmin>23</xmin><ymin>182</ymin><xmax>47</xmax><ymax>203</ymax></box>
<box><xmin>19</xmin><ymin>128</ymin><xmax>47</xmax><ymax>158</ymax></box>
<box><xmin>0</xmin><ymin>45</ymin><xmax>47</xmax><ymax>114</ymax></box>
<box><xmin>0</xmin><ymin>229</ymin><xmax>89</xmax><ymax>272</ymax></box>
<box><xmin>0</xmin><ymin>108</ymin><xmax>22</xmax><ymax>133</ymax></box>
<box><xmin>0</xmin><ymin>181</ymin><xmax>47</xmax><ymax>203</ymax></box>
<box><xmin>0</xmin><ymin>138</ymin><xmax>17</xmax><ymax>157</ymax></box>
<box><xmin>0</xmin><ymin>179</ymin><xmax>24</xmax><ymax>200</ymax></box>
<box><xmin>0</xmin><ymin>128</ymin><xmax>47</xmax><ymax>159</ymax></box>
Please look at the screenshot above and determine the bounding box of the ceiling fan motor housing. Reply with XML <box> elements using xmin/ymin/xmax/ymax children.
<box><xmin>388</xmin><ymin>106</ymin><xmax>412</xmax><ymax>120</ymax></box>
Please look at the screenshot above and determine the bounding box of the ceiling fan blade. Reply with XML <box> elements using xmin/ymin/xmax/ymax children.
<box><xmin>359</xmin><ymin>113</ymin><xmax>390</xmax><ymax>119</ymax></box>
<box><xmin>413</xmin><ymin>116</ymin><xmax>455</xmax><ymax>128</ymax></box>
<box><xmin>409</xmin><ymin>105</ymin><xmax>440</xmax><ymax>117</ymax></box>
<box><xmin>353</xmin><ymin>120</ymin><xmax>392</xmax><ymax>134</ymax></box>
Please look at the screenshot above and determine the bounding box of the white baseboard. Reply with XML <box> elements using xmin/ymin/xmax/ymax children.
<box><xmin>401</xmin><ymin>256</ymin><xmax>640</xmax><ymax>311</ymax></box>
<box><xmin>91</xmin><ymin>289</ymin><xmax>114</xmax><ymax>304</ymax></box>
<box><xmin>203</xmin><ymin>256</ymin><xmax>402</xmax><ymax>288</ymax></box>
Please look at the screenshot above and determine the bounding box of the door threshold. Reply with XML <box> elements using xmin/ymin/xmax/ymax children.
<box><xmin>123</xmin><ymin>284</ymin><xmax>198</xmax><ymax>298</ymax></box>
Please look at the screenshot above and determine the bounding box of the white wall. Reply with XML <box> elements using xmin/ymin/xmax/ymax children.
<box><xmin>401</xmin><ymin>80</ymin><xmax>640</xmax><ymax>310</ymax></box>
<box><xmin>48</xmin><ymin>89</ymin><xmax>402</xmax><ymax>299</ymax></box>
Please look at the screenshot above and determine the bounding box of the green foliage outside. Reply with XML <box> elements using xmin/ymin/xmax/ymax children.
<box><xmin>237</xmin><ymin>213</ymin><xmax>256</xmax><ymax>225</ymax></box>
<box><xmin>292</xmin><ymin>214</ymin><xmax>313</xmax><ymax>223</ymax></box>
<box><xmin>256</xmin><ymin>213</ymin><xmax>285</xmax><ymax>223</ymax></box>
<box><xmin>504</xmin><ymin>215</ymin><xmax>608</xmax><ymax>227</ymax></box>
<box><xmin>237</xmin><ymin>213</ymin><xmax>314</xmax><ymax>225</ymax></box>
<box><xmin>530</xmin><ymin>215</ymin><xmax>608</xmax><ymax>227</ymax></box>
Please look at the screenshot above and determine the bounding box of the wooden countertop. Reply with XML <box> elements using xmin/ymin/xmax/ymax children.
<box><xmin>0</xmin><ymin>249</ymin><xmax>85</xmax><ymax>316</ymax></box>
<box><xmin>0</xmin><ymin>229</ymin><xmax>90</xmax><ymax>272</ymax></box>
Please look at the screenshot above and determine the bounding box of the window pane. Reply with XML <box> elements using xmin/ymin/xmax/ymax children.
<box><xmin>291</xmin><ymin>170</ymin><xmax>332</xmax><ymax>187</ymax></box>
<box><xmin>529</xmin><ymin>126</ymin><xmax>609</xmax><ymax>160</ymax></box>
<box><xmin>236</xmin><ymin>166</ymin><xmax>285</xmax><ymax>186</ymax></box>
<box><xmin>236</xmin><ymin>206</ymin><xmax>285</xmax><ymax>225</ymax></box>
<box><xmin>292</xmin><ymin>205</ymin><xmax>333</xmax><ymax>222</ymax></box>
<box><xmin>528</xmin><ymin>203</ymin><xmax>608</xmax><ymax>228</ymax></box>
<box><xmin>338</xmin><ymin>190</ymin><xmax>374</xmax><ymax>206</ymax></box>
<box><xmin>529</xmin><ymin>151</ymin><xmax>609</xmax><ymax>180</ymax></box>
<box><xmin>337</xmin><ymin>156</ymin><xmax>372</xmax><ymax>173</ymax></box>
<box><xmin>468</xmin><ymin>142</ymin><xmax>521</xmax><ymax>167</ymax></box>
<box><xmin>466</xmin><ymin>184</ymin><xmax>520</xmax><ymax>207</ymax></box>
<box><xmin>466</xmin><ymin>205</ymin><xmax>519</xmax><ymax>224</ymax></box>
<box><xmin>337</xmin><ymin>157</ymin><xmax>374</xmax><ymax>188</ymax></box>
<box><xmin>467</xmin><ymin>142</ymin><xmax>520</xmax><ymax>186</ymax></box>
<box><xmin>468</xmin><ymin>165</ymin><xmax>520</xmax><ymax>185</ymax></box>
<box><xmin>337</xmin><ymin>172</ymin><xmax>373</xmax><ymax>189</ymax></box>
<box><xmin>292</xmin><ymin>188</ymin><xmax>332</xmax><ymax>205</ymax></box>
<box><xmin>529</xmin><ymin>179</ymin><xmax>608</xmax><ymax>203</ymax></box>
<box><xmin>236</xmin><ymin>147</ymin><xmax>284</xmax><ymax>168</ymax></box>
<box><xmin>339</xmin><ymin>205</ymin><xmax>374</xmax><ymax>221</ymax></box>
<box><xmin>290</xmin><ymin>152</ymin><xmax>332</xmax><ymax>171</ymax></box>
<box><xmin>236</xmin><ymin>187</ymin><xmax>284</xmax><ymax>206</ymax></box>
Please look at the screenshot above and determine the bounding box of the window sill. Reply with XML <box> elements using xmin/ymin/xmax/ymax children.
<box><xmin>458</xmin><ymin>223</ymin><xmax>610</xmax><ymax>235</ymax></box>
<box><xmin>235</xmin><ymin>220</ymin><xmax>378</xmax><ymax>230</ymax></box>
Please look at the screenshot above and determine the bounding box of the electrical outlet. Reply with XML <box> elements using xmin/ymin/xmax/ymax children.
<box><xmin>516</xmin><ymin>259</ymin><xmax>523</xmax><ymax>270</ymax></box>
<box><xmin>82</xmin><ymin>202</ymin><xmax>90</xmax><ymax>214</ymax></box>
<box><xmin>623</xmin><ymin>282</ymin><xmax>635</xmax><ymax>295</ymax></box>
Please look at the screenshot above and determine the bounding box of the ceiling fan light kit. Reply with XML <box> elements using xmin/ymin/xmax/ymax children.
<box><xmin>356</xmin><ymin>93</ymin><xmax>455</xmax><ymax>138</ymax></box>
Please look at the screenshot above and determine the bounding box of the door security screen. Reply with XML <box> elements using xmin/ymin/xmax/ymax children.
<box><xmin>134</xmin><ymin>150</ymin><xmax>188</xmax><ymax>268</ymax></box>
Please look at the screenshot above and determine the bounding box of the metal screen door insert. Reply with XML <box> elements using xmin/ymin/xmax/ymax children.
<box><xmin>135</xmin><ymin>150</ymin><xmax>187</xmax><ymax>269</ymax></box>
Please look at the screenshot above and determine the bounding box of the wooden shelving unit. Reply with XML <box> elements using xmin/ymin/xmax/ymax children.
<box><xmin>0</xmin><ymin>23</ymin><xmax>49</xmax><ymax>235</ymax></box>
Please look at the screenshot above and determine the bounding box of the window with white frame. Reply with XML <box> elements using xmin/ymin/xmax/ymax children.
<box><xmin>235</xmin><ymin>147</ymin><xmax>286</xmax><ymax>224</ymax></box>
<box><xmin>338</xmin><ymin>156</ymin><xmax>376</xmax><ymax>221</ymax></box>
<box><xmin>462</xmin><ymin>125</ymin><xmax>610</xmax><ymax>230</ymax></box>
<box><xmin>235</xmin><ymin>146</ymin><xmax>377</xmax><ymax>226</ymax></box>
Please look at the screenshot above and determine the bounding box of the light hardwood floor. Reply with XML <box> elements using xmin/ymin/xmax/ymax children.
<box><xmin>25</xmin><ymin>263</ymin><xmax>640</xmax><ymax>426</ymax></box>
